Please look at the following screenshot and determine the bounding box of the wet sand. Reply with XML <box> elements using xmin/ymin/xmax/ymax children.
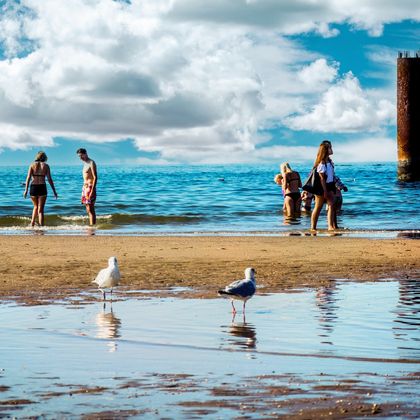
<box><xmin>1</xmin><ymin>286</ymin><xmax>420</xmax><ymax>418</ymax></box>
<box><xmin>0</xmin><ymin>235</ymin><xmax>419</xmax><ymax>303</ymax></box>
<box><xmin>2</xmin><ymin>371</ymin><xmax>418</xmax><ymax>418</ymax></box>
<box><xmin>1</xmin><ymin>236</ymin><xmax>420</xmax><ymax>418</ymax></box>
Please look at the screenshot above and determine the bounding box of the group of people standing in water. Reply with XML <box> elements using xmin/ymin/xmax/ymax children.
<box><xmin>274</xmin><ymin>140</ymin><xmax>347</xmax><ymax>231</ymax></box>
<box><xmin>24</xmin><ymin>148</ymin><xmax>97</xmax><ymax>227</ymax></box>
<box><xmin>23</xmin><ymin>140</ymin><xmax>345</xmax><ymax>231</ymax></box>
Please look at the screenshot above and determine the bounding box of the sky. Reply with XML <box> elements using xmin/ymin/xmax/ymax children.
<box><xmin>0</xmin><ymin>0</ymin><xmax>419</xmax><ymax>165</ymax></box>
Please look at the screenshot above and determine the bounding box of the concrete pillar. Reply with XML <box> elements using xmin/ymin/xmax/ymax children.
<box><xmin>397</xmin><ymin>52</ymin><xmax>420</xmax><ymax>181</ymax></box>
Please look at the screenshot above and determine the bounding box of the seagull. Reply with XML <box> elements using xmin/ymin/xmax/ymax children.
<box><xmin>218</xmin><ymin>267</ymin><xmax>256</xmax><ymax>314</ymax></box>
<box><xmin>92</xmin><ymin>256</ymin><xmax>121</xmax><ymax>300</ymax></box>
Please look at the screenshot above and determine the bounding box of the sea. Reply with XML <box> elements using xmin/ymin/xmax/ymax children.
<box><xmin>0</xmin><ymin>162</ymin><xmax>419</xmax><ymax>236</ymax></box>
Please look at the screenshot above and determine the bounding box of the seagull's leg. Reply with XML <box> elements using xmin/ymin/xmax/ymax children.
<box><xmin>110</xmin><ymin>287</ymin><xmax>113</xmax><ymax>301</ymax></box>
<box><xmin>100</xmin><ymin>289</ymin><xmax>106</xmax><ymax>301</ymax></box>
<box><xmin>231</xmin><ymin>300</ymin><xmax>236</xmax><ymax>314</ymax></box>
<box><xmin>243</xmin><ymin>300</ymin><xmax>246</xmax><ymax>314</ymax></box>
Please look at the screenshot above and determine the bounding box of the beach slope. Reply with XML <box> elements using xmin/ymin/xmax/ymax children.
<box><xmin>1</xmin><ymin>236</ymin><xmax>419</xmax><ymax>303</ymax></box>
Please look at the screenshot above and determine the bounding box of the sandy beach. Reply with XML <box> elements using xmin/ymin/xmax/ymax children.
<box><xmin>2</xmin><ymin>235</ymin><xmax>420</xmax><ymax>418</ymax></box>
<box><xmin>1</xmin><ymin>235</ymin><xmax>419</xmax><ymax>303</ymax></box>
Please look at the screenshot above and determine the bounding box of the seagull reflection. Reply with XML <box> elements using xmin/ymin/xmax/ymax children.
<box><xmin>315</xmin><ymin>282</ymin><xmax>338</xmax><ymax>345</ymax></box>
<box><xmin>220</xmin><ymin>314</ymin><xmax>257</xmax><ymax>350</ymax></box>
<box><xmin>95</xmin><ymin>303</ymin><xmax>121</xmax><ymax>352</ymax></box>
<box><xmin>393</xmin><ymin>279</ymin><xmax>420</xmax><ymax>352</ymax></box>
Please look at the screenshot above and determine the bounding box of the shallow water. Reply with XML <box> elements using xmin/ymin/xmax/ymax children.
<box><xmin>1</xmin><ymin>280</ymin><xmax>419</xmax><ymax>417</ymax></box>
<box><xmin>1</xmin><ymin>163</ymin><xmax>419</xmax><ymax>235</ymax></box>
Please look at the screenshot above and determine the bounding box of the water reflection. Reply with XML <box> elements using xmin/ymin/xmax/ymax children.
<box><xmin>85</xmin><ymin>227</ymin><xmax>96</xmax><ymax>236</ymax></box>
<box><xmin>95</xmin><ymin>303</ymin><xmax>121</xmax><ymax>352</ymax></box>
<box><xmin>30</xmin><ymin>228</ymin><xmax>46</xmax><ymax>235</ymax></box>
<box><xmin>397</xmin><ymin>231</ymin><xmax>420</xmax><ymax>239</ymax></box>
<box><xmin>393</xmin><ymin>279</ymin><xmax>420</xmax><ymax>351</ymax></box>
<box><xmin>282</xmin><ymin>215</ymin><xmax>301</xmax><ymax>226</ymax></box>
<box><xmin>315</xmin><ymin>282</ymin><xmax>339</xmax><ymax>345</ymax></box>
<box><xmin>220</xmin><ymin>314</ymin><xmax>257</xmax><ymax>350</ymax></box>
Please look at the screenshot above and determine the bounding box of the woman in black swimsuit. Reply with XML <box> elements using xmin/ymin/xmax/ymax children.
<box><xmin>23</xmin><ymin>151</ymin><xmax>58</xmax><ymax>227</ymax></box>
<box><xmin>280</xmin><ymin>162</ymin><xmax>302</xmax><ymax>217</ymax></box>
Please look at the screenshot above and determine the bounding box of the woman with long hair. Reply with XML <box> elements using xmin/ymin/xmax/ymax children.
<box><xmin>280</xmin><ymin>162</ymin><xmax>302</xmax><ymax>217</ymax></box>
<box><xmin>311</xmin><ymin>140</ymin><xmax>337</xmax><ymax>231</ymax></box>
<box><xmin>23</xmin><ymin>151</ymin><xmax>58</xmax><ymax>226</ymax></box>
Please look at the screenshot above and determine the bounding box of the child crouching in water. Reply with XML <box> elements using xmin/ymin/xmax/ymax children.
<box><xmin>301</xmin><ymin>190</ymin><xmax>314</xmax><ymax>213</ymax></box>
<box><xmin>302</xmin><ymin>176</ymin><xmax>347</xmax><ymax>214</ymax></box>
<box><xmin>274</xmin><ymin>173</ymin><xmax>283</xmax><ymax>186</ymax></box>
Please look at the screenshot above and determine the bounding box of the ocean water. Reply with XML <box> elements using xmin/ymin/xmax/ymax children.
<box><xmin>0</xmin><ymin>162</ymin><xmax>419</xmax><ymax>235</ymax></box>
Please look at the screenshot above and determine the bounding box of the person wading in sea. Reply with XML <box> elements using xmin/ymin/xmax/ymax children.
<box><xmin>77</xmin><ymin>148</ymin><xmax>97</xmax><ymax>226</ymax></box>
<box><xmin>23</xmin><ymin>151</ymin><xmax>58</xmax><ymax>227</ymax></box>
<box><xmin>311</xmin><ymin>140</ymin><xmax>338</xmax><ymax>231</ymax></box>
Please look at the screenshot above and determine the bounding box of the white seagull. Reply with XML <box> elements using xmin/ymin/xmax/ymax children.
<box><xmin>92</xmin><ymin>256</ymin><xmax>121</xmax><ymax>300</ymax></box>
<box><xmin>218</xmin><ymin>267</ymin><xmax>256</xmax><ymax>314</ymax></box>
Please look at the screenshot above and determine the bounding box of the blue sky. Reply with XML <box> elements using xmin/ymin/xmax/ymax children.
<box><xmin>0</xmin><ymin>1</ymin><xmax>419</xmax><ymax>165</ymax></box>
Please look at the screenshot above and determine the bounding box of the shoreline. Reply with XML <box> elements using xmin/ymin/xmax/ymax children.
<box><xmin>0</xmin><ymin>227</ymin><xmax>419</xmax><ymax>239</ymax></box>
<box><xmin>1</xmin><ymin>235</ymin><xmax>419</xmax><ymax>304</ymax></box>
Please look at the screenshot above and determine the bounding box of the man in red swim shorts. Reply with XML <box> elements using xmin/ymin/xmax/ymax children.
<box><xmin>77</xmin><ymin>148</ymin><xmax>97</xmax><ymax>225</ymax></box>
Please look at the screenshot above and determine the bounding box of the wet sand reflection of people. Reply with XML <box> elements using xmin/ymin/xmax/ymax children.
<box><xmin>95</xmin><ymin>303</ymin><xmax>121</xmax><ymax>352</ymax></box>
<box><xmin>315</xmin><ymin>282</ymin><xmax>338</xmax><ymax>346</ymax></box>
<box><xmin>393</xmin><ymin>279</ymin><xmax>420</xmax><ymax>354</ymax></box>
<box><xmin>282</xmin><ymin>215</ymin><xmax>302</xmax><ymax>226</ymax></box>
<box><xmin>221</xmin><ymin>314</ymin><xmax>257</xmax><ymax>350</ymax></box>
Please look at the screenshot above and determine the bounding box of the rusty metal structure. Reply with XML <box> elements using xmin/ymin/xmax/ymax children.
<box><xmin>397</xmin><ymin>51</ymin><xmax>420</xmax><ymax>181</ymax></box>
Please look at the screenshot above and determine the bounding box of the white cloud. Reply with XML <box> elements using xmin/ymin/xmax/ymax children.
<box><xmin>333</xmin><ymin>136</ymin><xmax>396</xmax><ymax>162</ymax></box>
<box><xmin>166</xmin><ymin>0</ymin><xmax>420</xmax><ymax>36</ymax></box>
<box><xmin>285</xmin><ymin>73</ymin><xmax>395</xmax><ymax>132</ymax></box>
<box><xmin>0</xmin><ymin>0</ymin><xmax>414</xmax><ymax>162</ymax></box>
<box><xmin>364</xmin><ymin>45</ymin><xmax>399</xmax><ymax>83</ymax></box>
<box><xmin>114</xmin><ymin>156</ymin><xmax>173</xmax><ymax>166</ymax></box>
<box><xmin>247</xmin><ymin>136</ymin><xmax>396</xmax><ymax>164</ymax></box>
<box><xmin>0</xmin><ymin>3</ymin><xmax>307</xmax><ymax>159</ymax></box>
<box><xmin>0</xmin><ymin>123</ymin><xmax>54</xmax><ymax>151</ymax></box>
<box><xmin>365</xmin><ymin>46</ymin><xmax>397</xmax><ymax>67</ymax></box>
<box><xmin>132</xmin><ymin>136</ymin><xmax>396</xmax><ymax>164</ymax></box>
<box><xmin>297</xmin><ymin>58</ymin><xmax>338</xmax><ymax>90</ymax></box>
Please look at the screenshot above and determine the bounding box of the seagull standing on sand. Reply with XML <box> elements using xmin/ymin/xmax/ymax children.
<box><xmin>92</xmin><ymin>256</ymin><xmax>121</xmax><ymax>300</ymax></box>
<box><xmin>218</xmin><ymin>267</ymin><xmax>256</xmax><ymax>314</ymax></box>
